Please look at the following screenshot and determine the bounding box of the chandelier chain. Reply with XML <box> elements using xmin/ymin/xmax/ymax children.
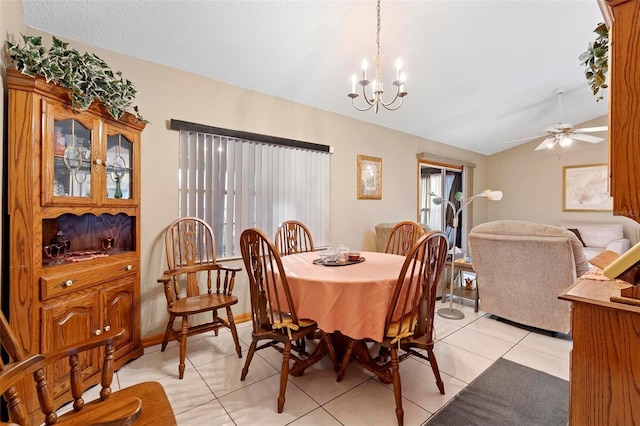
<box><xmin>376</xmin><ymin>0</ymin><xmax>381</xmax><ymax>58</ymax></box>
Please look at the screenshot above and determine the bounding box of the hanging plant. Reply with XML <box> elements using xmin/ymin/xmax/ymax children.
<box><xmin>578</xmin><ymin>22</ymin><xmax>609</xmax><ymax>102</ymax></box>
<box><xmin>6</xmin><ymin>34</ymin><xmax>146</xmax><ymax>122</ymax></box>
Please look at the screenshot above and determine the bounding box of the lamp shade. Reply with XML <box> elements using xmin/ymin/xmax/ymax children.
<box><xmin>485</xmin><ymin>190</ymin><xmax>503</xmax><ymax>201</ymax></box>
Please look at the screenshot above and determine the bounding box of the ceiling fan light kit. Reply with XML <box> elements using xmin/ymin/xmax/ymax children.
<box><xmin>531</xmin><ymin>88</ymin><xmax>607</xmax><ymax>152</ymax></box>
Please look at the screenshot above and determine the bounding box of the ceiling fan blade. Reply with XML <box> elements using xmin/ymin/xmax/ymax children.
<box><xmin>570</xmin><ymin>133</ymin><xmax>605</xmax><ymax>143</ymax></box>
<box><xmin>575</xmin><ymin>126</ymin><xmax>608</xmax><ymax>133</ymax></box>
<box><xmin>503</xmin><ymin>135</ymin><xmax>545</xmax><ymax>144</ymax></box>
<box><xmin>535</xmin><ymin>137</ymin><xmax>557</xmax><ymax>151</ymax></box>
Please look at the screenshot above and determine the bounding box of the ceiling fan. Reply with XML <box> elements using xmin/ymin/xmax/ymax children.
<box><xmin>505</xmin><ymin>88</ymin><xmax>608</xmax><ymax>150</ymax></box>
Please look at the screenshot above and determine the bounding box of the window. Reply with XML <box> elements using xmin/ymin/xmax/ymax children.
<box><xmin>172</xmin><ymin>120</ymin><xmax>331</xmax><ymax>259</ymax></box>
<box><xmin>419</xmin><ymin>162</ymin><xmax>463</xmax><ymax>248</ymax></box>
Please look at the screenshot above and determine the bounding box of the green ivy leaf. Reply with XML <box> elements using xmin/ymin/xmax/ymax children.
<box><xmin>5</xmin><ymin>33</ymin><xmax>145</xmax><ymax>122</ymax></box>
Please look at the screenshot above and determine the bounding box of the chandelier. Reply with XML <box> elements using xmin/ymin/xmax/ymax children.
<box><xmin>348</xmin><ymin>0</ymin><xmax>407</xmax><ymax>113</ymax></box>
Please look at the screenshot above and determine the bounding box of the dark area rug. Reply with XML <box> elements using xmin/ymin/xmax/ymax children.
<box><xmin>425</xmin><ymin>358</ymin><xmax>568</xmax><ymax>426</ymax></box>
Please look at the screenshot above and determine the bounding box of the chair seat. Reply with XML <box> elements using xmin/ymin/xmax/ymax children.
<box><xmin>168</xmin><ymin>293</ymin><xmax>238</xmax><ymax>315</ymax></box>
<box><xmin>56</xmin><ymin>381</ymin><xmax>175</xmax><ymax>425</ymax></box>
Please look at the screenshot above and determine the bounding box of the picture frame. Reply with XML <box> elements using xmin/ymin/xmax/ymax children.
<box><xmin>563</xmin><ymin>163</ymin><xmax>612</xmax><ymax>212</ymax></box>
<box><xmin>357</xmin><ymin>155</ymin><xmax>382</xmax><ymax>200</ymax></box>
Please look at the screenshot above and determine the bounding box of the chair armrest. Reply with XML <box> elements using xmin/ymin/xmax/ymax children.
<box><xmin>158</xmin><ymin>264</ymin><xmax>224</xmax><ymax>280</ymax></box>
<box><xmin>221</xmin><ymin>265</ymin><xmax>242</xmax><ymax>273</ymax></box>
<box><xmin>606</xmin><ymin>238</ymin><xmax>631</xmax><ymax>255</ymax></box>
<box><xmin>0</xmin><ymin>355</ymin><xmax>46</xmax><ymax>391</ymax></box>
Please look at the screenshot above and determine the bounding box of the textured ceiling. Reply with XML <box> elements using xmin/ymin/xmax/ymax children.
<box><xmin>20</xmin><ymin>0</ymin><xmax>608</xmax><ymax>155</ymax></box>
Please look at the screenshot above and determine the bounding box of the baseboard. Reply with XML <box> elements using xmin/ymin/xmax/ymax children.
<box><xmin>141</xmin><ymin>312</ymin><xmax>252</xmax><ymax>348</ymax></box>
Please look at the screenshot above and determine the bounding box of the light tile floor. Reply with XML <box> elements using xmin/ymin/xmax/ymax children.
<box><xmin>106</xmin><ymin>299</ymin><xmax>572</xmax><ymax>426</ymax></box>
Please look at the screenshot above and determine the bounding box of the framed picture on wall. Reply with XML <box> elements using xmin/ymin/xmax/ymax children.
<box><xmin>563</xmin><ymin>163</ymin><xmax>613</xmax><ymax>211</ymax></box>
<box><xmin>357</xmin><ymin>155</ymin><xmax>382</xmax><ymax>200</ymax></box>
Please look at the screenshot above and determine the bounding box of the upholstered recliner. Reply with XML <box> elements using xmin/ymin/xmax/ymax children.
<box><xmin>468</xmin><ymin>220</ymin><xmax>589</xmax><ymax>334</ymax></box>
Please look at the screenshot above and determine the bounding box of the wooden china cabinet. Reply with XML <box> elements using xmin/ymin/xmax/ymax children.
<box><xmin>561</xmin><ymin>1</ymin><xmax>640</xmax><ymax>424</ymax></box>
<box><xmin>5</xmin><ymin>68</ymin><xmax>144</xmax><ymax>414</ymax></box>
<box><xmin>605</xmin><ymin>0</ymin><xmax>640</xmax><ymax>221</ymax></box>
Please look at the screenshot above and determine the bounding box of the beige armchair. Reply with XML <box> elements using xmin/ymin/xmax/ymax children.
<box><xmin>468</xmin><ymin>220</ymin><xmax>589</xmax><ymax>334</ymax></box>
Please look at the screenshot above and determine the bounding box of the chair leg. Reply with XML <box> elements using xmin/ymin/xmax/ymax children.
<box><xmin>226</xmin><ymin>306</ymin><xmax>242</xmax><ymax>358</ymax></box>
<box><xmin>390</xmin><ymin>348</ymin><xmax>404</xmax><ymax>426</ymax></box>
<box><xmin>241</xmin><ymin>340</ymin><xmax>258</xmax><ymax>381</ymax></box>
<box><xmin>178</xmin><ymin>316</ymin><xmax>189</xmax><ymax>379</ymax></box>
<box><xmin>427</xmin><ymin>349</ymin><xmax>445</xmax><ymax>394</ymax></box>
<box><xmin>161</xmin><ymin>316</ymin><xmax>175</xmax><ymax>352</ymax></box>
<box><xmin>212</xmin><ymin>309</ymin><xmax>219</xmax><ymax>336</ymax></box>
<box><xmin>336</xmin><ymin>338</ymin><xmax>356</xmax><ymax>382</ymax></box>
<box><xmin>278</xmin><ymin>340</ymin><xmax>292</xmax><ymax>413</ymax></box>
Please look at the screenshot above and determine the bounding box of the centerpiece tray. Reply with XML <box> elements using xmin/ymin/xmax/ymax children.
<box><xmin>313</xmin><ymin>257</ymin><xmax>365</xmax><ymax>267</ymax></box>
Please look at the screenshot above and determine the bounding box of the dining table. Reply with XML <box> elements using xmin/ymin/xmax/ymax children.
<box><xmin>276</xmin><ymin>250</ymin><xmax>408</xmax><ymax>382</ymax></box>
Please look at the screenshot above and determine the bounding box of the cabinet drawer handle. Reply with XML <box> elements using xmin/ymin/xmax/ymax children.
<box><xmin>125</xmin><ymin>264</ymin><xmax>133</xmax><ymax>271</ymax></box>
<box><xmin>56</xmin><ymin>279</ymin><xmax>75</xmax><ymax>288</ymax></box>
<box><xmin>104</xmin><ymin>325</ymin><xmax>111</xmax><ymax>332</ymax></box>
<box><xmin>94</xmin><ymin>329</ymin><xmax>102</xmax><ymax>336</ymax></box>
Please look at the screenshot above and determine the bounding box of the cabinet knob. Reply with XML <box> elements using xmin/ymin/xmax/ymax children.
<box><xmin>94</xmin><ymin>329</ymin><xmax>102</xmax><ymax>336</ymax></box>
<box><xmin>94</xmin><ymin>158</ymin><xmax>103</xmax><ymax>166</ymax></box>
<box><xmin>125</xmin><ymin>264</ymin><xmax>133</xmax><ymax>271</ymax></box>
<box><xmin>57</xmin><ymin>279</ymin><xmax>74</xmax><ymax>288</ymax></box>
<box><xmin>104</xmin><ymin>325</ymin><xmax>111</xmax><ymax>332</ymax></box>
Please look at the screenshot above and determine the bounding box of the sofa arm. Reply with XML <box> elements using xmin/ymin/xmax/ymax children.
<box><xmin>606</xmin><ymin>238</ymin><xmax>631</xmax><ymax>254</ymax></box>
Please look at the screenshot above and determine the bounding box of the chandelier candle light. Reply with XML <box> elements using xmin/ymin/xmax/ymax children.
<box><xmin>428</xmin><ymin>189</ymin><xmax>503</xmax><ymax>320</ymax></box>
<box><xmin>348</xmin><ymin>0</ymin><xmax>407</xmax><ymax>113</ymax></box>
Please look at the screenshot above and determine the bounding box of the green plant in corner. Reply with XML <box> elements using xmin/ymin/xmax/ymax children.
<box><xmin>579</xmin><ymin>22</ymin><xmax>609</xmax><ymax>102</ymax></box>
<box><xmin>6</xmin><ymin>34</ymin><xmax>146</xmax><ymax>122</ymax></box>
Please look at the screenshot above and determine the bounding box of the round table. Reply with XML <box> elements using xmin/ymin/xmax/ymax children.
<box><xmin>279</xmin><ymin>251</ymin><xmax>406</xmax><ymax>341</ymax></box>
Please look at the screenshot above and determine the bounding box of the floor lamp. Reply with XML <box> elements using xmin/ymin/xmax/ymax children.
<box><xmin>428</xmin><ymin>189</ymin><xmax>503</xmax><ymax>319</ymax></box>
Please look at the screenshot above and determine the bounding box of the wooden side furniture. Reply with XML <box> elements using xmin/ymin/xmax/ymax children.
<box><xmin>0</xmin><ymin>309</ymin><xmax>176</xmax><ymax>425</ymax></box>
<box><xmin>603</xmin><ymin>0</ymin><xmax>640</xmax><ymax>222</ymax></box>
<box><xmin>274</xmin><ymin>220</ymin><xmax>315</xmax><ymax>255</ymax></box>
<box><xmin>383</xmin><ymin>221</ymin><xmax>425</xmax><ymax>256</ymax></box>
<box><xmin>441</xmin><ymin>258</ymin><xmax>479</xmax><ymax>313</ymax></box>
<box><xmin>6</xmin><ymin>69</ymin><xmax>145</xmax><ymax>418</ymax></box>
<box><xmin>157</xmin><ymin>217</ymin><xmax>242</xmax><ymax>379</ymax></box>
<box><xmin>239</xmin><ymin>228</ymin><xmax>337</xmax><ymax>413</ymax></box>
<box><xmin>559</xmin><ymin>278</ymin><xmax>640</xmax><ymax>425</ymax></box>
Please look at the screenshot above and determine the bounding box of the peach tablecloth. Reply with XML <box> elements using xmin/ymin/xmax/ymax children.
<box><xmin>278</xmin><ymin>251</ymin><xmax>406</xmax><ymax>341</ymax></box>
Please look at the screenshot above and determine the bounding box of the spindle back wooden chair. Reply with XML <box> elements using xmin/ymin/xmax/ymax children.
<box><xmin>383</xmin><ymin>221</ymin><xmax>425</xmax><ymax>256</ymax></box>
<box><xmin>239</xmin><ymin>228</ymin><xmax>337</xmax><ymax>413</ymax></box>
<box><xmin>158</xmin><ymin>217</ymin><xmax>242</xmax><ymax>379</ymax></box>
<box><xmin>274</xmin><ymin>220</ymin><xmax>315</xmax><ymax>256</ymax></box>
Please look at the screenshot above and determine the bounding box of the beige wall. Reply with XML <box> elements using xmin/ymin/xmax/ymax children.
<box><xmin>4</xmin><ymin>0</ymin><xmax>636</xmax><ymax>341</ymax></box>
<box><xmin>1</xmin><ymin>0</ymin><xmax>489</xmax><ymax>338</ymax></box>
<box><xmin>488</xmin><ymin>115</ymin><xmax>640</xmax><ymax>244</ymax></box>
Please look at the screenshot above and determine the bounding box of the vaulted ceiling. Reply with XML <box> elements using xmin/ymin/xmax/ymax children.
<box><xmin>20</xmin><ymin>0</ymin><xmax>608</xmax><ymax>155</ymax></box>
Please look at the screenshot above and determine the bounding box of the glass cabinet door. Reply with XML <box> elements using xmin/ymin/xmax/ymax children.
<box><xmin>106</xmin><ymin>134</ymin><xmax>133</xmax><ymax>200</ymax></box>
<box><xmin>54</xmin><ymin>119</ymin><xmax>93</xmax><ymax>198</ymax></box>
<box><xmin>42</xmin><ymin>100</ymin><xmax>99</xmax><ymax>206</ymax></box>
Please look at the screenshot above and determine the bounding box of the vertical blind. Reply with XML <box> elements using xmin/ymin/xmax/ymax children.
<box><xmin>178</xmin><ymin>130</ymin><xmax>330</xmax><ymax>259</ymax></box>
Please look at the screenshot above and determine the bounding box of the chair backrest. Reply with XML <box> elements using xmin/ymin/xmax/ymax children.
<box><xmin>468</xmin><ymin>220</ymin><xmax>588</xmax><ymax>333</ymax></box>
<box><xmin>384</xmin><ymin>231</ymin><xmax>448</xmax><ymax>343</ymax></box>
<box><xmin>274</xmin><ymin>220</ymin><xmax>315</xmax><ymax>256</ymax></box>
<box><xmin>164</xmin><ymin>217</ymin><xmax>227</xmax><ymax>298</ymax></box>
<box><xmin>240</xmin><ymin>228</ymin><xmax>300</xmax><ymax>334</ymax></box>
<box><xmin>383</xmin><ymin>221</ymin><xmax>425</xmax><ymax>256</ymax></box>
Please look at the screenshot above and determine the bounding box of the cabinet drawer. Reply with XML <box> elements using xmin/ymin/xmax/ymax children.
<box><xmin>41</xmin><ymin>257</ymin><xmax>138</xmax><ymax>300</ymax></box>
